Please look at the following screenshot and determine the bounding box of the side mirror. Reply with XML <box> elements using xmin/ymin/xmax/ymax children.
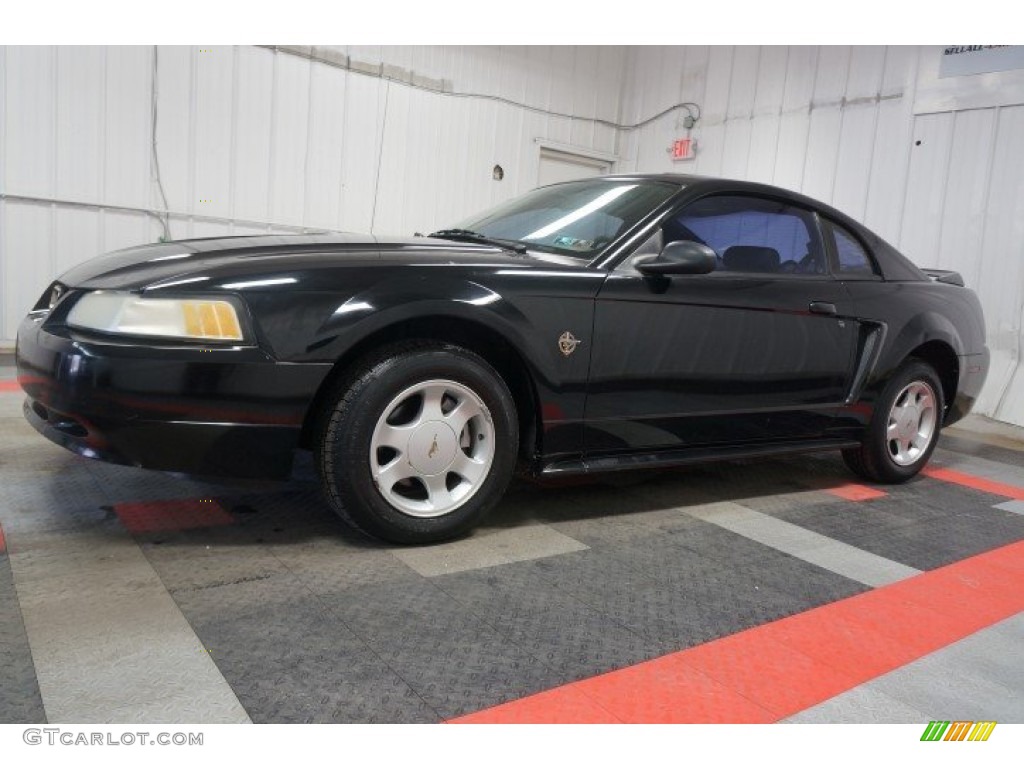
<box><xmin>636</xmin><ymin>240</ymin><xmax>717</xmax><ymax>276</ymax></box>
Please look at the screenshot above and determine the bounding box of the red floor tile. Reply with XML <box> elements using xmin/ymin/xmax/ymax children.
<box><xmin>114</xmin><ymin>499</ymin><xmax>235</xmax><ymax>534</ymax></box>
<box><xmin>451</xmin><ymin>685</ymin><xmax>620</xmax><ymax>724</ymax></box>
<box><xmin>768</xmin><ymin>609</ymin><xmax>926</xmax><ymax>679</ymax></box>
<box><xmin>923</xmin><ymin>466</ymin><xmax>1024</xmax><ymax>500</ymax></box>
<box><xmin>824</xmin><ymin>483</ymin><xmax>887</xmax><ymax>501</ymax></box>
<box><xmin>572</xmin><ymin>653</ymin><xmax>775</xmax><ymax>724</ymax></box>
<box><xmin>675</xmin><ymin>632</ymin><xmax>859</xmax><ymax>717</ymax></box>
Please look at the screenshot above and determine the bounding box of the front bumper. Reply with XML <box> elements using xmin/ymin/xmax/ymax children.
<box><xmin>16</xmin><ymin>313</ymin><xmax>333</xmax><ymax>479</ymax></box>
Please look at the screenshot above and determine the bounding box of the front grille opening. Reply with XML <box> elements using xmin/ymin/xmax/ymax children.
<box><xmin>51</xmin><ymin>417</ymin><xmax>88</xmax><ymax>438</ymax></box>
<box><xmin>31</xmin><ymin>400</ymin><xmax>89</xmax><ymax>438</ymax></box>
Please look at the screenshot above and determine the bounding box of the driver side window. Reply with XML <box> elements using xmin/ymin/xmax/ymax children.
<box><xmin>659</xmin><ymin>195</ymin><xmax>826</xmax><ymax>276</ymax></box>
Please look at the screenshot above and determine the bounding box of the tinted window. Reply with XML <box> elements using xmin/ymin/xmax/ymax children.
<box><xmin>664</xmin><ymin>196</ymin><xmax>826</xmax><ymax>275</ymax></box>
<box><xmin>831</xmin><ymin>223</ymin><xmax>878</xmax><ymax>277</ymax></box>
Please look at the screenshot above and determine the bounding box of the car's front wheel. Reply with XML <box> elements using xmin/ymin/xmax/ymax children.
<box><xmin>316</xmin><ymin>341</ymin><xmax>518</xmax><ymax>544</ymax></box>
<box><xmin>843</xmin><ymin>358</ymin><xmax>944</xmax><ymax>483</ymax></box>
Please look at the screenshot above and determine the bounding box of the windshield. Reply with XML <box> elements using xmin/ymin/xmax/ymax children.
<box><xmin>453</xmin><ymin>179</ymin><xmax>679</xmax><ymax>260</ymax></box>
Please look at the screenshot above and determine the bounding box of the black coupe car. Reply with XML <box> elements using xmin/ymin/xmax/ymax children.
<box><xmin>17</xmin><ymin>175</ymin><xmax>989</xmax><ymax>544</ymax></box>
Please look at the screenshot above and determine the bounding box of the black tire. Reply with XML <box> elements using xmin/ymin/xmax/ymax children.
<box><xmin>843</xmin><ymin>358</ymin><xmax>945</xmax><ymax>483</ymax></box>
<box><xmin>316</xmin><ymin>341</ymin><xmax>518</xmax><ymax>545</ymax></box>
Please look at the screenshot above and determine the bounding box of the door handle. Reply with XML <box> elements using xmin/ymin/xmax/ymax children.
<box><xmin>809</xmin><ymin>301</ymin><xmax>838</xmax><ymax>316</ymax></box>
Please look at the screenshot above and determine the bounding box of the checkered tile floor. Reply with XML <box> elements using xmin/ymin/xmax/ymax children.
<box><xmin>1</xmin><ymin>358</ymin><xmax>1022</xmax><ymax>724</ymax></box>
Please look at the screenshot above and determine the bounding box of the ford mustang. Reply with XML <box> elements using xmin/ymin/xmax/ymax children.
<box><xmin>16</xmin><ymin>175</ymin><xmax>989</xmax><ymax>544</ymax></box>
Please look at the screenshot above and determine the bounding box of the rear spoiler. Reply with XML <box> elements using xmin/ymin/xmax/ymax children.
<box><xmin>922</xmin><ymin>268</ymin><xmax>965</xmax><ymax>287</ymax></box>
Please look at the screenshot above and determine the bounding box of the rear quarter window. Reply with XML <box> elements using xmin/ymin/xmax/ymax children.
<box><xmin>829</xmin><ymin>221</ymin><xmax>880</xmax><ymax>279</ymax></box>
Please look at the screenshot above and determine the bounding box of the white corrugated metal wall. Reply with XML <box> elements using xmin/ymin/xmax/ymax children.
<box><xmin>2</xmin><ymin>44</ymin><xmax>1022</xmax><ymax>426</ymax></box>
<box><xmin>618</xmin><ymin>45</ymin><xmax>1024</xmax><ymax>427</ymax></box>
<box><xmin>0</xmin><ymin>44</ymin><xmax>625</xmax><ymax>342</ymax></box>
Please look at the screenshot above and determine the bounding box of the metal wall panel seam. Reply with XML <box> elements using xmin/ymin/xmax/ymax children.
<box><xmin>892</xmin><ymin>48</ymin><xmax>923</xmax><ymax>249</ymax></box>
<box><xmin>612</xmin><ymin>48</ymin><xmax>636</xmax><ymax>168</ymax></box>
<box><xmin>774</xmin><ymin>47</ymin><xmax>816</xmax><ymax>189</ymax></box>
<box><xmin>799</xmin><ymin>46</ymin><xmax>838</xmax><ymax>198</ymax></box>
<box><xmin>489</xmin><ymin>47</ymin><xmax>505</xmax><ymax>203</ymax></box>
<box><xmin>301</xmin><ymin>55</ymin><xmax>315</xmax><ymax>233</ymax></box>
<box><xmin>369</xmin><ymin>79</ymin><xmax>391</xmax><ymax>233</ymax></box>
<box><xmin>1000</xmin><ymin>300</ymin><xmax>1024</xmax><ymax>420</ymax></box>
<box><xmin>150</xmin><ymin>47</ymin><xmax>172</xmax><ymax>240</ymax></box>
<box><xmin>265</xmin><ymin>48</ymin><xmax>278</xmax><ymax>235</ymax></box>
<box><xmin>933</xmin><ymin>110</ymin><xmax>962</xmax><ymax>265</ymax></box>
<box><xmin>97</xmin><ymin>47</ymin><xmax>108</xmax><ymax>258</ymax></box>
<box><xmin>694</xmin><ymin>48</ymin><xmax>729</xmax><ymax>176</ymax></box>
<box><xmin>987</xmin><ymin>108</ymin><xmax>1024</xmax><ymax>418</ymax></box>
<box><xmin>49</xmin><ymin>46</ymin><xmax>59</xmax><ymax>283</ymax></box>
<box><xmin>736</xmin><ymin>46</ymin><xmax>765</xmax><ymax>179</ymax></box>
<box><xmin>334</xmin><ymin>66</ymin><xmax>349</xmax><ymax>231</ymax></box>
<box><xmin>186</xmin><ymin>46</ymin><xmax>198</xmax><ymax>239</ymax></box>
<box><xmin>766</xmin><ymin>46</ymin><xmax>791</xmax><ymax>184</ymax></box>
<box><xmin>511</xmin><ymin>57</ymin><xmax>527</xmax><ymax>196</ymax></box>
<box><xmin>828</xmin><ymin>48</ymin><xmax>859</xmax><ymax>207</ymax></box>
<box><xmin>858</xmin><ymin>47</ymin><xmax>889</xmax><ymax>223</ymax></box>
<box><xmin>227</xmin><ymin>45</ymin><xmax>241</xmax><ymax>235</ymax></box>
<box><xmin>972</xmin><ymin>106</ymin><xmax>1001</xmax><ymax>291</ymax></box>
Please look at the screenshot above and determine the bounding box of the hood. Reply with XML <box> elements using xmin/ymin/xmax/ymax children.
<box><xmin>56</xmin><ymin>233</ymin><xmax>535</xmax><ymax>291</ymax></box>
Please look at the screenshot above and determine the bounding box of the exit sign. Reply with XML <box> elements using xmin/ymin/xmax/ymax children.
<box><xmin>671</xmin><ymin>138</ymin><xmax>696</xmax><ymax>161</ymax></box>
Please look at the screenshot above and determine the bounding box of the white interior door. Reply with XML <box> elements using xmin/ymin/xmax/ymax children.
<box><xmin>537</xmin><ymin>148</ymin><xmax>611</xmax><ymax>186</ymax></box>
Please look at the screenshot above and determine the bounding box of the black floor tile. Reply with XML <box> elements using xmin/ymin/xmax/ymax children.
<box><xmin>182</xmin><ymin>593</ymin><xmax>439</xmax><ymax>723</ymax></box>
<box><xmin>314</xmin><ymin>579</ymin><xmax>563</xmax><ymax>720</ymax></box>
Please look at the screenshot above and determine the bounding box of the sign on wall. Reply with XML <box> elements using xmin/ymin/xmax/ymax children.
<box><xmin>939</xmin><ymin>46</ymin><xmax>1024</xmax><ymax>78</ymax></box>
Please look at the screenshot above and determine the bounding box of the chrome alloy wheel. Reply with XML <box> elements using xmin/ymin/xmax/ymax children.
<box><xmin>369</xmin><ymin>379</ymin><xmax>495</xmax><ymax>517</ymax></box>
<box><xmin>886</xmin><ymin>380</ymin><xmax>938</xmax><ymax>466</ymax></box>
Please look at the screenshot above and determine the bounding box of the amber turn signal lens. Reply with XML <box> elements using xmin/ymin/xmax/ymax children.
<box><xmin>182</xmin><ymin>301</ymin><xmax>243</xmax><ymax>340</ymax></box>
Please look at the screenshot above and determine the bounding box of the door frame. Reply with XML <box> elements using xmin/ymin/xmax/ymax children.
<box><xmin>534</xmin><ymin>139</ymin><xmax>618</xmax><ymax>186</ymax></box>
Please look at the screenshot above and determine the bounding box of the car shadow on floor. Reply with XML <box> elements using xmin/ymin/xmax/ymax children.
<box><xmin>80</xmin><ymin>448</ymin><xmax>881</xmax><ymax>552</ymax></box>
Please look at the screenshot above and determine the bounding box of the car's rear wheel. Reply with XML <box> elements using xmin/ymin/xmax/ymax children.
<box><xmin>316</xmin><ymin>341</ymin><xmax>518</xmax><ymax>544</ymax></box>
<box><xmin>843</xmin><ymin>358</ymin><xmax>944</xmax><ymax>483</ymax></box>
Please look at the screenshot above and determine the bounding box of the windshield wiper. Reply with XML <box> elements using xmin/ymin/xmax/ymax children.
<box><xmin>427</xmin><ymin>229</ymin><xmax>527</xmax><ymax>254</ymax></box>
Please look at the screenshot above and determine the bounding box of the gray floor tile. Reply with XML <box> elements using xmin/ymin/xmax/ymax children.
<box><xmin>785</xmin><ymin>686</ymin><xmax>931</xmax><ymax>724</ymax></box>
<box><xmin>0</xmin><ymin>554</ymin><xmax>46</xmax><ymax>723</ymax></box>
<box><xmin>392</xmin><ymin>523</ymin><xmax>588</xmax><ymax>577</ymax></box>
<box><xmin>993</xmin><ymin>500</ymin><xmax>1024</xmax><ymax>515</ymax></box>
<box><xmin>868</xmin><ymin>652</ymin><xmax>1024</xmax><ymax>722</ymax></box>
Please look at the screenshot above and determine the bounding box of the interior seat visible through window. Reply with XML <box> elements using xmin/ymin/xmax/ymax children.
<box><xmin>658</xmin><ymin>194</ymin><xmax>826</xmax><ymax>277</ymax></box>
<box><xmin>723</xmin><ymin>246</ymin><xmax>781</xmax><ymax>273</ymax></box>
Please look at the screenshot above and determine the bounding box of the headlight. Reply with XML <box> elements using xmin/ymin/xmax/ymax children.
<box><xmin>66</xmin><ymin>292</ymin><xmax>245</xmax><ymax>341</ymax></box>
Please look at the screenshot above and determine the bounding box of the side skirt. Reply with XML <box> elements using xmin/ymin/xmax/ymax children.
<box><xmin>538</xmin><ymin>437</ymin><xmax>861</xmax><ymax>477</ymax></box>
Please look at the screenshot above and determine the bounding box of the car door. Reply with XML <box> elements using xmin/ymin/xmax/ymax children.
<box><xmin>585</xmin><ymin>193</ymin><xmax>859</xmax><ymax>456</ymax></box>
